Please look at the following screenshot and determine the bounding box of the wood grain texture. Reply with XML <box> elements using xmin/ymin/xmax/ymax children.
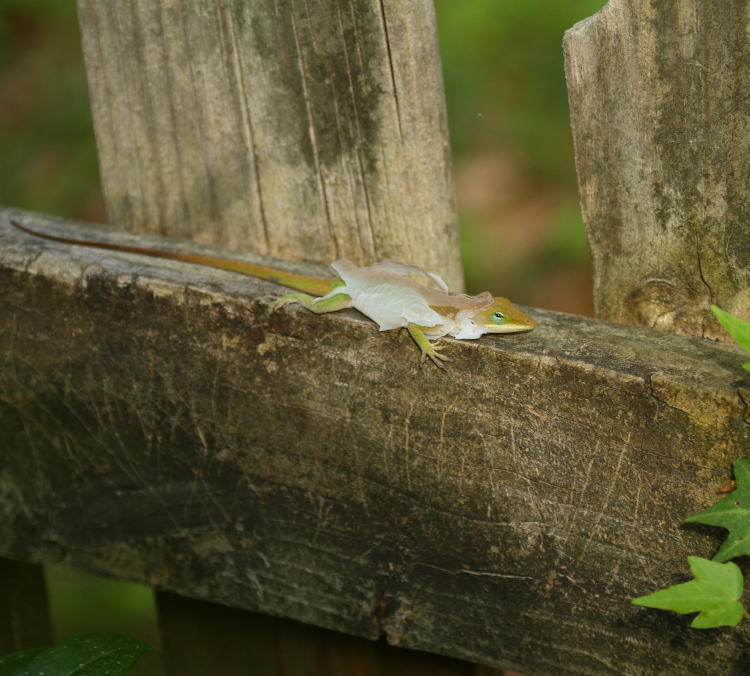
<box><xmin>76</xmin><ymin>0</ymin><xmax>462</xmax><ymax>290</ymax></box>
<box><xmin>2</xmin><ymin>209</ymin><xmax>750</xmax><ymax>674</ymax></box>
<box><xmin>564</xmin><ymin>0</ymin><xmax>750</xmax><ymax>339</ymax></box>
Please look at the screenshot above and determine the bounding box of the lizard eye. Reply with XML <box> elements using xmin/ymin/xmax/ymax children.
<box><xmin>492</xmin><ymin>311</ymin><xmax>505</xmax><ymax>325</ymax></box>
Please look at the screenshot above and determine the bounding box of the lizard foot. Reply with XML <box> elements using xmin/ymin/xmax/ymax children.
<box><xmin>272</xmin><ymin>292</ymin><xmax>352</xmax><ymax>315</ymax></box>
<box><xmin>270</xmin><ymin>292</ymin><xmax>314</xmax><ymax>313</ymax></box>
<box><xmin>420</xmin><ymin>340</ymin><xmax>450</xmax><ymax>369</ymax></box>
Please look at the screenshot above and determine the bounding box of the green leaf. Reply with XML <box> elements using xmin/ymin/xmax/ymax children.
<box><xmin>0</xmin><ymin>633</ymin><xmax>150</xmax><ymax>676</ymax></box>
<box><xmin>632</xmin><ymin>556</ymin><xmax>745</xmax><ymax>628</ymax></box>
<box><xmin>711</xmin><ymin>305</ymin><xmax>750</xmax><ymax>371</ymax></box>
<box><xmin>685</xmin><ymin>458</ymin><xmax>750</xmax><ymax>561</ymax></box>
<box><xmin>0</xmin><ymin>646</ymin><xmax>47</xmax><ymax>674</ymax></box>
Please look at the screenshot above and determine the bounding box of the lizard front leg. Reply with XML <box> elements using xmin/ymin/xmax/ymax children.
<box><xmin>407</xmin><ymin>323</ymin><xmax>449</xmax><ymax>368</ymax></box>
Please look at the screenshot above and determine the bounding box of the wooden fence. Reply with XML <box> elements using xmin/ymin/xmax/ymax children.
<box><xmin>1</xmin><ymin>0</ymin><xmax>749</xmax><ymax>673</ymax></box>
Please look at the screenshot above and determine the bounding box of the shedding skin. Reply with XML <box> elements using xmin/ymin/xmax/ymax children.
<box><xmin>10</xmin><ymin>220</ymin><xmax>536</xmax><ymax>366</ymax></box>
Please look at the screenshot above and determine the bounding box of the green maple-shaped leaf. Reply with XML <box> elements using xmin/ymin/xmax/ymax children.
<box><xmin>632</xmin><ymin>556</ymin><xmax>745</xmax><ymax>628</ymax></box>
<box><xmin>685</xmin><ymin>458</ymin><xmax>750</xmax><ymax>561</ymax></box>
<box><xmin>711</xmin><ymin>305</ymin><xmax>750</xmax><ymax>372</ymax></box>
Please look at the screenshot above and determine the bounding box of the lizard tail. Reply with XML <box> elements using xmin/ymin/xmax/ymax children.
<box><xmin>9</xmin><ymin>220</ymin><xmax>342</xmax><ymax>297</ymax></box>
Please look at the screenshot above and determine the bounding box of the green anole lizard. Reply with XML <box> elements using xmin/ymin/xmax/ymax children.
<box><xmin>10</xmin><ymin>219</ymin><xmax>535</xmax><ymax>366</ymax></box>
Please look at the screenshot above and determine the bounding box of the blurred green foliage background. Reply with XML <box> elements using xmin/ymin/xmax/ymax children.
<box><xmin>1</xmin><ymin>0</ymin><xmax>605</xmax><ymax>669</ymax></box>
<box><xmin>437</xmin><ymin>0</ymin><xmax>606</xmax><ymax>314</ymax></box>
<box><xmin>0</xmin><ymin>0</ymin><xmax>102</xmax><ymax>220</ymax></box>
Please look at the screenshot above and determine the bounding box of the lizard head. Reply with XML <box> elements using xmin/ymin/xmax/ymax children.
<box><xmin>471</xmin><ymin>297</ymin><xmax>536</xmax><ymax>334</ymax></box>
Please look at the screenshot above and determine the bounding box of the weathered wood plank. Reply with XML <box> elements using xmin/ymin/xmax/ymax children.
<box><xmin>0</xmin><ymin>559</ymin><xmax>52</xmax><ymax>653</ymax></box>
<box><xmin>564</xmin><ymin>0</ymin><xmax>750</xmax><ymax>339</ymax></box>
<box><xmin>76</xmin><ymin>0</ymin><xmax>462</xmax><ymax>290</ymax></box>
<box><xmin>2</xmin><ymin>208</ymin><xmax>750</xmax><ymax>674</ymax></box>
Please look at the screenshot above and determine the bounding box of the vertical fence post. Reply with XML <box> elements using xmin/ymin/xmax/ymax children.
<box><xmin>74</xmin><ymin>0</ymin><xmax>462</xmax><ymax>670</ymax></box>
<box><xmin>76</xmin><ymin>0</ymin><xmax>463</xmax><ymax>290</ymax></box>
<box><xmin>156</xmin><ymin>592</ymin><xmax>496</xmax><ymax>675</ymax></box>
<box><xmin>0</xmin><ymin>558</ymin><xmax>52</xmax><ymax>653</ymax></box>
<box><xmin>564</xmin><ymin>0</ymin><xmax>749</xmax><ymax>339</ymax></box>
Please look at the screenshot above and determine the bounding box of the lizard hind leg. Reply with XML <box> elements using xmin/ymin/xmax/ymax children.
<box><xmin>271</xmin><ymin>291</ymin><xmax>353</xmax><ymax>314</ymax></box>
